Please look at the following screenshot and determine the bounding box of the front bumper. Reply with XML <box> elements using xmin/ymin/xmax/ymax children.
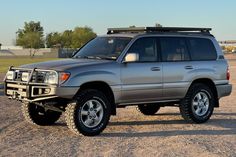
<box><xmin>5</xmin><ymin>82</ymin><xmax>79</xmax><ymax>102</ymax></box>
<box><xmin>216</xmin><ymin>84</ymin><xmax>232</xmax><ymax>98</ymax></box>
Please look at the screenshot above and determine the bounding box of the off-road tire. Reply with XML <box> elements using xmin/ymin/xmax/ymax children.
<box><xmin>179</xmin><ymin>83</ymin><xmax>215</xmax><ymax>123</ymax></box>
<box><xmin>22</xmin><ymin>102</ymin><xmax>62</xmax><ymax>126</ymax></box>
<box><xmin>138</xmin><ymin>104</ymin><xmax>160</xmax><ymax>115</ymax></box>
<box><xmin>65</xmin><ymin>89</ymin><xmax>111</xmax><ymax>136</ymax></box>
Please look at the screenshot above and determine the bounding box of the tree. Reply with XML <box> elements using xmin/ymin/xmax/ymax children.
<box><xmin>61</xmin><ymin>30</ymin><xmax>73</xmax><ymax>48</ymax></box>
<box><xmin>46</xmin><ymin>32</ymin><xmax>62</xmax><ymax>48</ymax></box>
<box><xmin>45</xmin><ymin>27</ymin><xmax>96</xmax><ymax>49</ymax></box>
<box><xmin>71</xmin><ymin>27</ymin><xmax>97</xmax><ymax>48</ymax></box>
<box><xmin>16</xmin><ymin>21</ymin><xmax>44</xmax><ymax>57</ymax></box>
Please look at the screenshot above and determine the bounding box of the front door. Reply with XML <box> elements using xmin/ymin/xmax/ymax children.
<box><xmin>120</xmin><ymin>37</ymin><xmax>163</xmax><ymax>103</ymax></box>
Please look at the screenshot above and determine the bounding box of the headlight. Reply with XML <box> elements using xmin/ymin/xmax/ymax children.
<box><xmin>6</xmin><ymin>71</ymin><xmax>15</xmax><ymax>80</ymax></box>
<box><xmin>44</xmin><ymin>71</ymin><xmax>58</xmax><ymax>84</ymax></box>
<box><xmin>44</xmin><ymin>71</ymin><xmax>70</xmax><ymax>85</ymax></box>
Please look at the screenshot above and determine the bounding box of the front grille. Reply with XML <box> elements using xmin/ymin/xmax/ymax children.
<box><xmin>15</xmin><ymin>71</ymin><xmax>22</xmax><ymax>81</ymax></box>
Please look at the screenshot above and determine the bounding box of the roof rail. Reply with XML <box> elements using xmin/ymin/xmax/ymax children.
<box><xmin>107</xmin><ymin>27</ymin><xmax>212</xmax><ymax>34</ymax></box>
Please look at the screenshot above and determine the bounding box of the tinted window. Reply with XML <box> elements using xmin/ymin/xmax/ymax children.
<box><xmin>160</xmin><ymin>37</ymin><xmax>190</xmax><ymax>61</ymax></box>
<box><xmin>188</xmin><ymin>38</ymin><xmax>217</xmax><ymax>60</ymax></box>
<box><xmin>127</xmin><ymin>37</ymin><xmax>158</xmax><ymax>62</ymax></box>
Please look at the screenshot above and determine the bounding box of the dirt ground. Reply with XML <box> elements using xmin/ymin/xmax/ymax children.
<box><xmin>0</xmin><ymin>57</ymin><xmax>235</xmax><ymax>157</ymax></box>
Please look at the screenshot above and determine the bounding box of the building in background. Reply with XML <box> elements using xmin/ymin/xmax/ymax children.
<box><xmin>1</xmin><ymin>45</ymin><xmax>23</xmax><ymax>50</ymax></box>
<box><xmin>218</xmin><ymin>40</ymin><xmax>236</xmax><ymax>53</ymax></box>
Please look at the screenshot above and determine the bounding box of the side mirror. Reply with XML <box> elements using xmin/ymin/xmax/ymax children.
<box><xmin>123</xmin><ymin>53</ymin><xmax>139</xmax><ymax>63</ymax></box>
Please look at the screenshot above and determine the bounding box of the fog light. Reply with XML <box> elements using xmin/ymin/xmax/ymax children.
<box><xmin>6</xmin><ymin>71</ymin><xmax>15</xmax><ymax>80</ymax></box>
<box><xmin>22</xmin><ymin>72</ymin><xmax>30</xmax><ymax>82</ymax></box>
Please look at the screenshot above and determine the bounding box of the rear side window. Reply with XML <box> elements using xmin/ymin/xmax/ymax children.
<box><xmin>188</xmin><ymin>38</ymin><xmax>217</xmax><ymax>61</ymax></box>
<box><xmin>160</xmin><ymin>37</ymin><xmax>190</xmax><ymax>61</ymax></box>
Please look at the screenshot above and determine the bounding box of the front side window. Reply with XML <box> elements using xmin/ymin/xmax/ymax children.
<box><xmin>74</xmin><ymin>37</ymin><xmax>132</xmax><ymax>60</ymax></box>
<box><xmin>127</xmin><ymin>37</ymin><xmax>158</xmax><ymax>62</ymax></box>
<box><xmin>188</xmin><ymin>38</ymin><xmax>217</xmax><ymax>61</ymax></box>
<box><xmin>160</xmin><ymin>37</ymin><xmax>190</xmax><ymax>62</ymax></box>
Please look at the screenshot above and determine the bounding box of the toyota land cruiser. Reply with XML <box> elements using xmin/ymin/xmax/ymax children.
<box><xmin>4</xmin><ymin>27</ymin><xmax>232</xmax><ymax>136</ymax></box>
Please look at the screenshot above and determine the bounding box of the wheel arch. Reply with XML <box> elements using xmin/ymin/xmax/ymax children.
<box><xmin>75</xmin><ymin>81</ymin><xmax>116</xmax><ymax>115</ymax></box>
<box><xmin>189</xmin><ymin>78</ymin><xmax>219</xmax><ymax>107</ymax></box>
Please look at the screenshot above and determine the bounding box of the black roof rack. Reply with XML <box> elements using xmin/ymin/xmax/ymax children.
<box><xmin>107</xmin><ymin>27</ymin><xmax>212</xmax><ymax>34</ymax></box>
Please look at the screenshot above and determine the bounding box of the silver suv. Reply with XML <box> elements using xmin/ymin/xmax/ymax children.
<box><xmin>4</xmin><ymin>27</ymin><xmax>232</xmax><ymax>136</ymax></box>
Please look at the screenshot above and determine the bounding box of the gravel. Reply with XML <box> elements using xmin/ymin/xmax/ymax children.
<box><xmin>0</xmin><ymin>61</ymin><xmax>235</xmax><ymax>157</ymax></box>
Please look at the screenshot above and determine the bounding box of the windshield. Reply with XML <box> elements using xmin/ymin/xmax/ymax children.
<box><xmin>73</xmin><ymin>37</ymin><xmax>132</xmax><ymax>60</ymax></box>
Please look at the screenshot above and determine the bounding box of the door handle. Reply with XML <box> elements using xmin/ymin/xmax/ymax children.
<box><xmin>185</xmin><ymin>65</ymin><xmax>193</xmax><ymax>70</ymax></box>
<box><xmin>151</xmin><ymin>67</ymin><xmax>161</xmax><ymax>71</ymax></box>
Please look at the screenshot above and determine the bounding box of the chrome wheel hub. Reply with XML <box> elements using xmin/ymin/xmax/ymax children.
<box><xmin>80</xmin><ymin>99</ymin><xmax>104</xmax><ymax>128</ymax></box>
<box><xmin>192</xmin><ymin>91</ymin><xmax>210</xmax><ymax>116</ymax></box>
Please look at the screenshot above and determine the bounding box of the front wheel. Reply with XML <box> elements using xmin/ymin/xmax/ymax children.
<box><xmin>179</xmin><ymin>83</ymin><xmax>215</xmax><ymax>123</ymax></box>
<box><xmin>65</xmin><ymin>89</ymin><xmax>111</xmax><ymax>136</ymax></box>
<box><xmin>22</xmin><ymin>102</ymin><xmax>62</xmax><ymax>126</ymax></box>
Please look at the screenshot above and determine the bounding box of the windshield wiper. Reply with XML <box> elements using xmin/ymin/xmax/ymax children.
<box><xmin>74</xmin><ymin>56</ymin><xmax>102</xmax><ymax>59</ymax></box>
<box><xmin>75</xmin><ymin>55</ymin><xmax>116</xmax><ymax>60</ymax></box>
<box><xmin>97</xmin><ymin>55</ymin><xmax>117</xmax><ymax>60</ymax></box>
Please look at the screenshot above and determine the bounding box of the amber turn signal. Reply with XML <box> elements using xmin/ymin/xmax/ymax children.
<box><xmin>60</xmin><ymin>72</ymin><xmax>70</xmax><ymax>83</ymax></box>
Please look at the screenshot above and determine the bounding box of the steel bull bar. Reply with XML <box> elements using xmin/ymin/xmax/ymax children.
<box><xmin>4</xmin><ymin>66</ymin><xmax>59</xmax><ymax>102</ymax></box>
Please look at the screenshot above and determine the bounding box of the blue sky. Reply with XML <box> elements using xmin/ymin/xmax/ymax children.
<box><xmin>0</xmin><ymin>0</ymin><xmax>235</xmax><ymax>45</ymax></box>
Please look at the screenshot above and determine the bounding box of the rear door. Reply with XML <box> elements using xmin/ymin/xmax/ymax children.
<box><xmin>160</xmin><ymin>37</ymin><xmax>193</xmax><ymax>99</ymax></box>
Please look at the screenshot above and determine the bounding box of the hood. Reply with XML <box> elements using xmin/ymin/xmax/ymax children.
<box><xmin>20</xmin><ymin>58</ymin><xmax>112</xmax><ymax>71</ymax></box>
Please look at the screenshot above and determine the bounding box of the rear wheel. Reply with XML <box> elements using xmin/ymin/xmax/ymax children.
<box><xmin>138</xmin><ymin>104</ymin><xmax>160</xmax><ymax>115</ymax></box>
<box><xmin>179</xmin><ymin>83</ymin><xmax>215</xmax><ymax>123</ymax></box>
<box><xmin>22</xmin><ymin>102</ymin><xmax>62</xmax><ymax>126</ymax></box>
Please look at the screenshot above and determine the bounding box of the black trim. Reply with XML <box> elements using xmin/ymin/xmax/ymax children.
<box><xmin>218</xmin><ymin>55</ymin><xmax>225</xmax><ymax>59</ymax></box>
<box><xmin>185</xmin><ymin>37</ymin><xmax>193</xmax><ymax>61</ymax></box>
<box><xmin>27</xmin><ymin>85</ymin><xmax>31</xmax><ymax>99</ymax></box>
<box><xmin>156</xmin><ymin>38</ymin><xmax>162</xmax><ymax>62</ymax></box>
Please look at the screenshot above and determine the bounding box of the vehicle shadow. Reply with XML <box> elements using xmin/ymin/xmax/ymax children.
<box><xmin>214</xmin><ymin>112</ymin><xmax>236</xmax><ymax>116</ymax></box>
<box><xmin>101</xmin><ymin>116</ymin><xmax>236</xmax><ymax>137</ymax></box>
<box><xmin>108</xmin><ymin>119</ymin><xmax>186</xmax><ymax>126</ymax></box>
<box><xmin>101</xmin><ymin>128</ymin><xmax>236</xmax><ymax>138</ymax></box>
<box><xmin>53</xmin><ymin>112</ymin><xmax>236</xmax><ymax>137</ymax></box>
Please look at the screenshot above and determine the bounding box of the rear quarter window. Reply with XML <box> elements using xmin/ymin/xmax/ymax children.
<box><xmin>188</xmin><ymin>38</ymin><xmax>217</xmax><ymax>61</ymax></box>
